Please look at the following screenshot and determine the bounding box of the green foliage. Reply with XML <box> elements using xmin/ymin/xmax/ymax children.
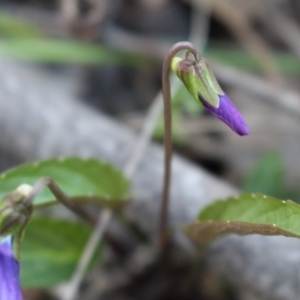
<box><xmin>0</xmin><ymin>12</ymin><xmax>298</xmax><ymax>74</ymax></box>
<box><xmin>0</xmin><ymin>13</ymin><xmax>41</xmax><ymax>38</ymax></box>
<box><xmin>243</xmin><ymin>151</ymin><xmax>285</xmax><ymax>196</ymax></box>
<box><xmin>243</xmin><ymin>151</ymin><xmax>300</xmax><ymax>202</ymax></box>
<box><xmin>185</xmin><ymin>193</ymin><xmax>300</xmax><ymax>246</ymax></box>
<box><xmin>21</xmin><ymin>217</ymin><xmax>98</xmax><ymax>287</ymax></box>
<box><xmin>0</xmin><ymin>38</ymin><xmax>148</xmax><ymax>65</ymax></box>
<box><xmin>0</xmin><ymin>157</ymin><xmax>130</xmax><ymax>207</ymax></box>
<box><xmin>204</xmin><ymin>45</ymin><xmax>300</xmax><ymax>75</ymax></box>
<box><xmin>0</xmin><ymin>13</ymin><xmax>146</xmax><ymax>65</ymax></box>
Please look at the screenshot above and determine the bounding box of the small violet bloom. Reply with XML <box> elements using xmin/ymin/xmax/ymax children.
<box><xmin>200</xmin><ymin>94</ymin><xmax>250</xmax><ymax>136</ymax></box>
<box><xmin>171</xmin><ymin>52</ymin><xmax>250</xmax><ymax>136</ymax></box>
<box><xmin>0</xmin><ymin>236</ymin><xmax>23</xmax><ymax>300</ymax></box>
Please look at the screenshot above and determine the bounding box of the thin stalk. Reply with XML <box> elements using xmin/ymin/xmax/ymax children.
<box><xmin>62</xmin><ymin>209</ymin><xmax>111</xmax><ymax>300</ymax></box>
<box><xmin>22</xmin><ymin>178</ymin><xmax>128</xmax><ymax>256</ymax></box>
<box><xmin>159</xmin><ymin>42</ymin><xmax>197</xmax><ymax>245</ymax></box>
<box><xmin>24</xmin><ymin>177</ymin><xmax>96</xmax><ymax>226</ymax></box>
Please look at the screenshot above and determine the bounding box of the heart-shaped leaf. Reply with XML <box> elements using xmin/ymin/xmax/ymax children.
<box><xmin>0</xmin><ymin>157</ymin><xmax>130</xmax><ymax>207</ymax></box>
<box><xmin>185</xmin><ymin>193</ymin><xmax>300</xmax><ymax>246</ymax></box>
<box><xmin>21</xmin><ymin>217</ymin><xmax>99</xmax><ymax>287</ymax></box>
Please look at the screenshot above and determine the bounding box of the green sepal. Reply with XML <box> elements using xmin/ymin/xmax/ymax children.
<box><xmin>171</xmin><ymin>57</ymin><xmax>182</xmax><ymax>76</ymax></box>
<box><xmin>196</xmin><ymin>54</ymin><xmax>224</xmax><ymax>97</ymax></box>
<box><xmin>171</xmin><ymin>56</ymin><xmax>200</xmax><ymax>104</ymax></box>
<box><xmin>171</xmin><ymin>52</ymin><xmax>223</xmax><ymax>108</ymax></box>
<box><xmin>0</xmin><ymin>184</ymin><xmax>33</xmax><ymax>237</ymax></box>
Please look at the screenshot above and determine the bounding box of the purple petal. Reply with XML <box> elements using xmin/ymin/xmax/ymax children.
<box><xmin>0</xmin><ymin>236</ymin><xmax>23</xmax><ymax>300</ymax></box>
<box><xmin>201</xmin><ymin>94</ymin><xmax>250</xmax><ymax>136</ymax></box>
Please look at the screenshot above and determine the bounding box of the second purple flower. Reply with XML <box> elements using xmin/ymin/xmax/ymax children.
<box><xmin>0</xmin><ymin>236</ymin><xmax>23</xmax><ymax>300</ymax></box>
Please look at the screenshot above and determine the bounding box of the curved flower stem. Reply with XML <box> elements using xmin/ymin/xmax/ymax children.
<box><xmin>22</xmin><ymin>178</ymin><xmax>129</xmax><ymax>257</ymax></box>
<box><xmin>159</xmin><ymin>42</ymin><xmax>198</xmax><ymax>245</ymax></box>
<box><xmin>24</xmin><ymin>177</ymin><xmax>96</xmax><ymax>226</ymax></box>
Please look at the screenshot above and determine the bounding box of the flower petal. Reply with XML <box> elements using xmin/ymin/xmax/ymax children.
<box><xmin>0</xmin><ymin>236</ymin><xmax>23</xmax><ymax>300</ymax></box>
<box><xmin>201</xmin><ymin>94</ymin><xmax>250</xmax><ymax>136</ymax></box>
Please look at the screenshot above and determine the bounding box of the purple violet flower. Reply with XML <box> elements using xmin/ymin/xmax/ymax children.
<box><xmin>200</xmin><ymin>94</ymin><xmax>250</xmax><ymax>136</ymax></box>
<box><xmin>0</xmin><ymin>236</ymin><xmax>23</xmax><ymax>300</ymax></box>
<box><xmin>171</xmin><ymin>52</ymin><xmax>250</xmax><ymax>136</ymax></box>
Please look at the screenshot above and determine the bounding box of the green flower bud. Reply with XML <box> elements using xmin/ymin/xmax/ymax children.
<box><xmin>0</xmin><ymin>184</ymin><xmax>33</xmax><ymax>236</ymax></box>
<box><xmin>171</xmin><ymin>51</ymin><xmax>224</xmax><ymax>108</ymax></box>
<box><xmin>171</xmin><ymin>51</ymin><xmax>249</xmax><ymax>136</ymax></box>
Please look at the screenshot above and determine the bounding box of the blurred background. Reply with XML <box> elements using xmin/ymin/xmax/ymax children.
<box><xmin>1</xmin><ymin>0</ymin><xmax>300</xmax><ymax>201</ymax></box>
<box><xmin>2</xmin><ymin>0</ymin><xmax>300</xmax><ymax>299</ymax></box>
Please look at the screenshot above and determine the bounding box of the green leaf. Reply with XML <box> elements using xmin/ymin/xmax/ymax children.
<box><xmin>0</xmin><ymin>38</ymin><xmax>148</xmax><ymax>65</ymax></box>
<box><xmin>0</xmin><ymin>13</ymin><xmax>41</xmax><ymax>38</ymax></box>
<box><xmin>0</xmin><ymin>157</ymin><xmax>130</xmax><ymax>207</ymax></box>
<box><xmin>185</xmin><ymin>193</ymin><xmax>300</xmax><ymax>246</ymax></box>
<box><xmin>21</xmin><ymin>217</ymin><xmax>99</xmax><ymax>287</ymax></box>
